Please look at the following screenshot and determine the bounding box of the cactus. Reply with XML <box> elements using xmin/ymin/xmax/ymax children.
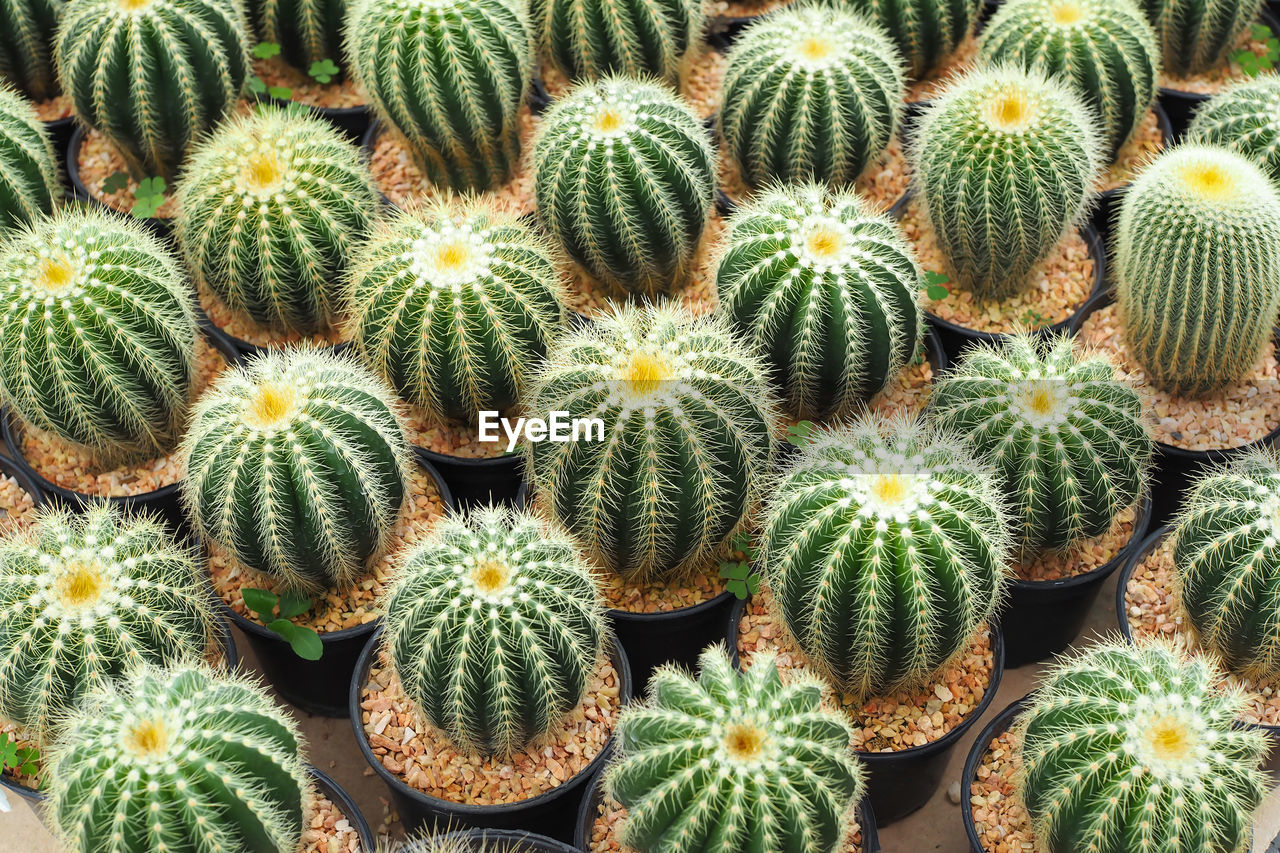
<box><xmin>533</xmin><ymin>75</ymin><xmax>715</xmax><ymax>296</ymax></box>
<box><xmin>606</xmin><ymin>644</ymin><xmax>865</xmax><ymax>853</ymax></box>
<box><xmin>524</xmin><ymin>302</ymin><xmax>776</xmax><ymax>581</ymax></box>
<box><xmin>181</xmin><ymin>347</ymin><xmax>409</xmax><ymax>594</ymax></box>
<box><xmin>979</xmin><ymin>0</ymin><xmax>1161</xmax><ymax>159</ymax></box>
<box><xmin>346</xmin><ymin>0</ymin><xmax>532</xmax><ymax>191</ymax></box>
<box><xmin>1187</xmin><ymin>75</ymin><xmax>1280</xmax><ymax>186</ymax></box>
<box><xmin>913</xmin><ymin>66</ymin><xmax>1102</xmax><ymax>298</ymax></box>
<box><xmin>762</xmin><ymin>415</ymin><xmax>1011</xmax><ymax>698</ymax></box>
<box><xmin>1115</xmin><ymin>144</ymin><xmax>1280</xmax><ymax>397</ymax></box>
<box><xmin>0</xmin><ymin>0</ymin><xmax>61</xmax><ymax>101</ymax></box>
<box><xmin>345</xmin><ymin>198</ymin><xmax>565</xmax><ymax>424</ymax></box>
<box><xmin>55</xmin><ymin>0</ymin><xmax>251</xmax><ymax>181</ymax></box>
<box><xmin>930</xmin><ymin>333</ymin><xmax>1153</xmax><ymax>553</ymax></box>
<box><xmin>0</xmin><ymin>505</ymin><xmax>214</xmax><ymax>735</ymax></box>
<box><xmin>45</xmin><ymin>664</ymin><xmax>309</xmax><ymax>853</ymax></box>
<box><xmin>250</xmin><ymin>0</ymin><xmax>345</xmax><ymax>71</ymax></box>
<box><xmin>1017</xmin><ymin>639</ymin><xmax>1268</xmax><ymax>853</ymax></box>
<box><xmin>715</xmin><ymin>183</ymin><xmax>923</xmax><ymax>419</ymax></box>
<box><xmin>1138</xmin><ymin>0</ymin><xmax>1264</xmax><ymax>77</ymax></box>
<box><xmin>0</xmin><ymin>85</ymin><xmax>58</xmax><ymax>234</ymax></box>
<box><xmin>534</xmin><ymin>0</ymin><xmax>701</xmax><ymax>87</ymax></box>
<box><xmin>0</xmin><ymin>208</ymin><xmax>197</xmax><ymax>458</ymax></box>
<box><xmin>720</xmin><ymin>6</ymin><xmax>905</xmax><ymax>190</ymax></box>
<box><xmin>383</xmin><ymin>505</ymin><xmax>605</xmax><ymax>756</ymax></box>
<box><xmin>176</xmin><ymin>107</ymin><xmax>378</xmax><ymax>336</ymax></box>
<box><xmin>843</xmin><ymin>0</ymin><xmax>982</xmax><ymax>80</ymax></box>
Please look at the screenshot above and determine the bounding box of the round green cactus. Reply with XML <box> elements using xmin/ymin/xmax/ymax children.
<box><xmin>181</xmin><ymin>347</ymin><xmax>410</xmax><ymax>593</ymax></box>
<box><xmin>534</xmin><ymin>0</ymin><xmax>702</xmax><ymax>87</ymax></box>
<box><xmin>0</xmin><ymin>505</ymin><xmax>214</xmax><ymax>735</ymax></box>
<box><xmin>720</xmin><ymin>5</ymin><xmax>905</xmax><ymax>189</ymax></box>
<box><xmin>1115</xmin><ymin>144</ymin><xmax>1280</xmax><ymax>397</ymax></box>
<box><xmin>606</xmin><ymin>644</ymin><xmax>866</xmax><ymax>853</ymax></box>
<box><xmin>525</xmin><ymin>302</ymin><xmax>776</xmax><ymax>581</ymax></box>
<box><xmin>346</xmin><ymin>0</ymin><xmax>532</xmax><ymax>191</ymax></box>
<box><xmin>762</xmin><ymin>415</ymin><xmax>1012</xmax><ymax>698</ymax></box>
<box><xmin>384</xmin><ymin>506</ymin><xmax>605</xmax><ymax>757</ymax></box>
<box><xmin>0</xmin><ymin>85</ymin><xmax>58</xmax><ymax>234</ymax></box>
<box><xmin>1187</xmin><ymin>75</ymin><xmax>1280</xmax><ymax>186</ymax></box>
<box><xmin>55</xmin><ymin>0</ymin><xmax>251</xmax><ymax>180</ymax></box>
<box><xmin>1138</xmin><ymin>0</ymin><xmax>1264</xmax><ymax>76</ymax></box>
<box><xmin>0</xmin><ymin>0</ymin><xmax>62</xmax><ymax>101</ymax></box>
<box><xmin>250</xmin><ymin>0</ymin><xmax>345</xmax><ymax>70</ymax></box>
<box><xmin>930</xmin><ymin>333</ymin><xmax>1153</xmax><ymax>552</ymax></box>
<box><xmin>843</xmin><ymin>0</ymin><xmax>983</xmax><ymax>80</ymax></box>
<box><xmin>979</xmin><ymin>0</ymin><xmax>1161</xmax><ymax>159</ymax></box>
<box><xmin>0</xmin><ymin>208</ymin><xmax>197</xmax><ymax>458</ymax></box>
<box><xmin>913</xmin><ymin>65</ymin><xmax>1102</xmax><ymax>298</ymax></box>
<box><xmin>176</xmin><ymin>106</ymin><xmax>378</xmax><ymax>335</ymax></box>
<box><xmin>45</xmin><ymin>664</ymin><xmax>310</xmax><ymax>853</ymax></box>
<box><xmin>1018</xmin><ymin>639</ymin><xmax>1268</xmax><ymax>853</ymax></box>
<box><xmin>533</xmin><ymin>75</ymin><xmax>715</xmax><ymax>296</ymax></box>
<box><xmin>715</xmin><ymin>182</ymin><xmax>923</xmax><ymax>419</ymax></box>
<box><xmin>345</xmin><ymin>198</ymin><xmax>565</xmax><ymax>424</ymax></box>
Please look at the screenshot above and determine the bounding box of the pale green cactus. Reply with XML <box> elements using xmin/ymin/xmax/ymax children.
<box><xmin>1187</xmin><ymin>74</ymin><xmax>1280</xmax><ymax>186</ymax></box>
<box><xmin>0</xmin><ymin>84</ymin><xmax>58</xmax><ymax>234</ymax></box>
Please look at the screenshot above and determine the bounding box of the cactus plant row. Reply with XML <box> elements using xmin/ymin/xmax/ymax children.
<box><xmin>0</xmin><ymin>84</ymin><xmax>58</xmax><ymax>234</ymax></box>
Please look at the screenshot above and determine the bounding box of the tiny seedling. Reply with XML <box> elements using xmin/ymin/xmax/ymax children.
<box><xmin>0</xmin><ymin>732</ymin><xmax>40</xmax><ymax>787</ymax></box>
<box><xmin>309</xmin><ymin>59</ymin><xmax>341</xmax><ymax>84</ymax></box>
<box><xmin>924</xmin><ymin>270</ymin><xmax>950</xmax><ymax>301</ymax></box>
<box><xmin>131</xmin><ymin>177</ymin><xmax>166</xmax><ymax>218</ymax></box>
<box><xmin>718</xmin><ymin>531</ymin><xmax>761</xmax><ymax>600</ymax></box>
<box><xmin>1233</xmin><ymin>25</ymin><xmax>1280</xmax><ymax>77</ymax></box>
<box><xmin>1019</xmin><ymin>308</ymin><xmax>1050</xmax><ymax>329</ymax></box>
<box><xmin>785</xmin><ymin>419</ymin><xmax>818</xmax><ymax>448</ymax></box>
<box><xmin>252</xmin><ymin>41</ymin><xmax>282</xmax><ymax>60</ymax></box>
<box><xmin>241</xmin><ymin>588</ymin><xmax>323</xmax><ymax>661</ymax></box>
<box><xmin>909</xmin><ymin>345</ymin><xmax>927</xmax><ymax>367</ymax></box>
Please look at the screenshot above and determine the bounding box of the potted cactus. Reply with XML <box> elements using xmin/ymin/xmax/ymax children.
<box><xmin>382</xmin><ymin>830</ymin><xmax>582</xmax><ymax>853</ymax></box>
<box><xmin>843</xmin><ymin>0</ymin><xmax>983</xmax><ymax>100</ymax></box>
<box><xmin>350</xmin><ymin>506</ymin><xmax>631</xmax><ymax>840</ymax></box>
<box><xmin>345</xmin><ymin>198</ymin><xmax>567</xmax><ymax>507</ymax></box>
<box><xmin>0</xmin><ymin>0</ymin><xmax>72</xmax><ymax>158</ymax></box>
<box><xmin>961</xmin><ymin>639</ymin><xmax>1269</xmax><ymax>853</ymax></box>
<box><xmin>1187</xmin><ymin>74</ymin><xmax>1280</xmax><ymax>185</ymax></box>
<box><xmin>0</xmin><ymin>85</ymin><xmax>59</xmax><ymax>236</ymax></box>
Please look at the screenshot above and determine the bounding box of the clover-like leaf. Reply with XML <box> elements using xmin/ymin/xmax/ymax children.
<box><xmin>253</xmin><ymin>41</ymin><xmax>282</xmax><ymax>59</ymax></box>
<box><xmin>785</xmin><ymin>420</ymin><xmax>817</xmax><ymax>447</ymax></box>
<box><xmin>248</xmin><ymin>75</ymin><xmax>267</xmax><ymax>95</ymax></box>
<box><xmin>101</xmin><ymin>171</ymin><xmax>129</xmax><ymax>195</ymax></box>
<box><xmin>308</xmin><ymin>59</ymin><xmax>340</xmax><ymax>84</ymax></box>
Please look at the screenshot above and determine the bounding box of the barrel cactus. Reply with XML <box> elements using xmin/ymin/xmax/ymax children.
<box><xmin>45</xmin><ymin>665</ymin><xmax>310</xmax><ymax>853</ymax></box>
<box><xmin>606</xmin><ymin>644</ymin><xmax>865</xmax><ymax>853</ymax></box>
<box><xmin>251</xmin><ymin>0</ymin><xmax>345</xmax><ymax>70</ymax></box>
<box><xmin>763</xmin><ymin>415</ymin><xmax>1011</xmax><ymax>698</ymax></box>
<box><xmin>181</xmin><ymin>347</ymin><xmax>409</xmax><ymax>594</ymax></box>
<box><xmin>913</xmin><ymin>65</ymin><xmax>1102</xmax><ymax>298</ymax></box>
<box><xmin>0</xmin><ymin>85</ymin><xmax>58</xmax><ymax>234</ymax></box>
<box><xmin>1115</xmin><ymin>144</ymin><xmax>1280</xmax><ymax>397</ymax></box>
<box><xmin>525</xmin><ymin>302</ymin><xmax>776</xmax><ymax>581</ymax></box>
<box><xmin>1188</xmin><ymin>75</ymin><xmax>1280</xmax><ymax>186</ymax></box>
<box><xmin>176</xmin><ymin>106</ymin><xmax>378</xmax><ymax>335</ymax></box>
<box><xmin>720</xmin><ymin>5</ymin><xmax>905</xmax><ymax>189</ymax></box>
<box><xmin>55</xmin><ymin>0</ymin><xmax>251</xmax><ymax>181</ymax></box>
<box><xmin>0</xmin><ymin>505</ymin><xmax>214</xmax><ymax>735</ymax></box>
<box><xmin>384</xmin><ymin>506</ymin><xmax>605</xmax><ymax>756</ymax></box>
<box><xmin>0</xmin><ymin>208</ymin><xmax>197</xmax><ymax>458</ymax></box>
<box><xmin>1017</xmin><ymin>639</ymin><xmax>1268</xmax><ymax>853</ymax></box>
<box><xmin>533</xmin><ymin>75</ymin><xmax>715</xmax><ymax>296</ymax></box>
<box><xmin>534</xmin><ymin>0</ymin><xmax>701</xmax><ymax>87</ymax></box>
<box><xmin>0</xmin><ymin>0</ymin><xmax>61</xmax><ymax>101</ymax></box>
<box><xmin>979</xmin><ymin>0</ymin><xmax>1161</xmax><ymax>159</ymax></box>
<box><xmin>715</xmin><ymin>182</ymin><xmax>923</xmax><ymax>419</ymax></box>
<box><xmin>1138</xmin><ymin>0</ymin><xmax>1264</xmax><ymax>77</ymax></box>
<box><xmin>347</xmin><ymin>0</ymin><xmax>532</xmax><ymax>191</ymax></box>
<box><xmin>345</xmin><ymin>198</ymin><xmax>565</xmax><ymax>424</ymax></box>
<box><xmin>844</xmin><ymin>0</ymin><xmax>982</xmax><ymax>80</ymax></box>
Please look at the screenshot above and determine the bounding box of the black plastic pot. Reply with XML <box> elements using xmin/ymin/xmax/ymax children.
<box><xmin>610</xmin><ymin>588</ymin><xmax>736</xmax><ymax>695</ymax></box>
<box><xmin>67</xmin><ymin>125</ymin><xmax>173</xmax><ymax>243</ymax></box>
<box><xmin>44</xmin><ymin>116</ymin><xmax>75</xmax><ymax>182</ymax></box>
<box><xmin>259</xmin><ymin>95</ymin><xmax>371</xmax><ymax>142</ymax></box>
<box><xmin>1068</xmin><ymin>289</ymin><xmax>1280</xmax><ymax>528</ymax></box>
<box><xmin>349</xmin><ymin>626</ymin><xmax>633</xmax><ymax>842</ymax></box>
<box><xmin>705</xmin><ymin>15</ymin><xmax>758</xmax><ymax>51</ymax></box>
<box><xmin>999</xmin><ymin>492</ymin><xmax>1154</xmax><ymax>669</ymax></box>
<box><xmin>197</xmin><ymin>308</ymin><xmax>353</xmax><ymax>362</ymax></box>
<box><xmin>960</xmin><ymin>694</ymin><xmax>1028</xmax><ymax>853</ymax></box>
<box><xmin>413</xmin><ymin>445</ymin><xmax>524</xmax><ymax>510</ymax></box>
<box><xmin>1090</xmin><ymin>102</ymin><xmax>1174</xmax><ymax>244</ymax></box>
<box><xmin>573</xmin><ymin>764</ymin><xmax>881</xmax><ymax>852</ymax></box>
<box><xmin>310</xmin><ymin>765</ymin><xmax>376</xmax><ymax>851</ymax></box>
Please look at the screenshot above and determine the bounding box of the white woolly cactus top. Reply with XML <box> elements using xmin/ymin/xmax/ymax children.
<box><xmin>1124</xmin><ymin>143</ymin><xmax>1274</xmax><ymax>211</ymax></box>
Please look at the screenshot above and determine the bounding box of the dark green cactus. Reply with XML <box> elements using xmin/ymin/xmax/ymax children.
<box><xmin>0</xmin><ymin>0</ymin><xmax>62</xmax><ymax>100</ymax></box>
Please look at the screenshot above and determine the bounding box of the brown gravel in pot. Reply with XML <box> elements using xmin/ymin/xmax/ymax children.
<box><xmin>32</xmin><ymin>94</ymin><xmax>72</xmax><ymax>122</ymax></box>
<box><xmin>197</xmin><ymin>281</ymin><xmax>348</xmax><ymax>350</ymax></box>
<box><xmin>969</xmin><ymin>727</ymin><xmax>1041</xmax><ymax>853</ymax></box>
<box><xmin>303</xmin><ymin>791</ymin><xmax>365</xmax><ymax>852</ymax></box>
<box><xmin>76</xmin><ymin>128</ymin><xmax>181</xmax><ymax>219</ymax></box>
<box><xmin>1103</xmin><ymin>108</ymin><xmax>1164</xmax><ymax>192</ymax></box>
<box><xmin>401</xmin><ymin>401</ymin><xmax>520</xmax><ymax>460</ymax></box>
<box><xmin>597</xmin><ymin>567</ymin><xmax>728</xmax><ymax>613</ymax></box>
<box><xmin>1011</xmin><ymin>503</ymin><xmax>1137</xmax><ymax>583</ymax></box>
<box><xmin>253</xmin><ymin>57</ymin><xmax>366</xmax><ymax>109</ymax></box>
<box><xmin>906</xmin><ymin>36</ymin><xmax>980</xmax><ymax>103</ymax></box>
<box><xmin>707</xmin><ymin>0</ymin><xmax>792</xmax><ymax>18</ymax></box>
<box><xmin>1161</xmin><ymin>26</ymin><xmax>1277</xmax><ymax>95</ymax></box>
<box><xmin>0</xmin><ymin>474</ymin><xmax>36</xmax><ymax>533</ymax></box>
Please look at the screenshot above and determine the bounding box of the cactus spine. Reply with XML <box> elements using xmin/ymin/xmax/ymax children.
<box><xmin>533</xmin><ymin>76</ymin><xmax>715</xmax><ymax>296</ymax></box>
<box><xmin>525</xmin><ymin>302</ymin><xmax>776</xmax><ymax>581</ymax></box>
<box><xmin>345</xmin><ymin>198</ymin><xmax>565</xmax><ymax>423</ymax></box>
<box><xmin>534</xmin><ymin>0</ymin><xmax>702</xmax><ymax>87</ymax></box>
<box><xmin>0</xmin><ymin>506</ymin><xmax>214</xmax><ymax>734</ymax></box>
<box><xmin>720</xmin><ymin>6</ymin><xmax>905</xmax><ymax>189</ymax></box>
<box><xmin>913</xmin><ymin>66</ymin><xmax>1102</xmax><ymax>298</ymax></box>
<box><xmin>1188</xmin><ymin>75</ymin><xmax>1280</xmax><ymax>187</ymax></box>
<box><xmin>176</xmin><ymin>107</ymin><xmax>378</xmax><ymax>335</ymax></box>
<box><xmin>181</xmin><ymin>347</ymin><xmax>409</xmax><ymax>593</ymax></box>
<box><xmin>843</xmin><ymin>0</ymin><xmax>982</xmax><ymax>80</ymax></box>
<box><xmin>0</xmin><ymin>208</ymin><xmax>197</xmax><ymax>458</ymax></box>
<box><xmin>1115</xmin><ymin>144</ymin><xmax>1280</xmax><ymax>397</ymax></box>
<box><xmin>55</xmin><ymin>0</ymin><xmax>251</xmax><ymax>181</ymax></box>
<box><xmin>346</xmin><ymin>0</ymin><xmax>532</xmax><ymax>191</ymax></box>
<box><xmin>606</xmin><ymin>645</ymin><xmax>866</xmax><ymax>853</ymax></box>
<box><xmin>762</xmin><ymin>416</ymin><xmax>1011</xmax><ymax>698</ymax></box>
<box><xmin>46</xmin><ymin>665</ymin><xmax>310</xmax><ymax>853</ymax></box>
<box><xmin>979</xmin><ymin>0</ymin><xmax>1161</xmax><ymax>159</ymax></box>
<box><xmin>383</xmin><ymin>506</ymin><xmax>605</xmax><ymax>756</ymax></box>
<box><xmin>0</xmin><ymin>85</ymin><xmax>58</xmax><ymax>234</ymax></box>
<box><xmin>0</xmin><ymin>0</ymin><xmax>61</xmax><ymax>101</ymax></box>
<box><xmin>1139</xmin><ymin>0</ymin><xmax>1264</xmax><ymax>77</ymax></box>
<box><xmin>716</xmin><ymin>183</ymin><xmax>923</xmax><ymax>419</ymax></box>
<box><xmin>1017</xmin><ymin>640</ymin><xmax>1268</xmax><ymax>853</ymax></box>
<box><xmin>250</xmin><ymin>0</ymin><xmax>345</xmax><ymax>70</ymax></box>
<box><xmin>930</xmin><ymin>333</ymin><xmax>1153</xmax><ymax>552</ymax></box>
